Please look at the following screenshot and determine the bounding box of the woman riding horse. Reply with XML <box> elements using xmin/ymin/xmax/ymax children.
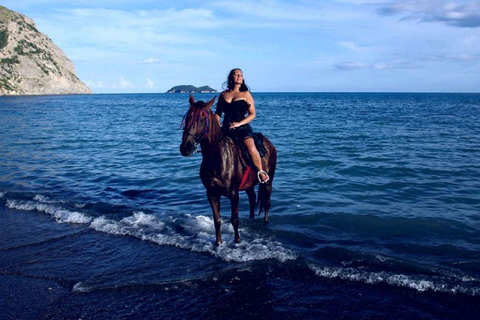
<box><xmin>180</xmin><ymin>85</ymin><xmax>277</xmax><ymax>245</ymax></box>
<box><xmin>215</xmin><ymin>68</ymin><xmax>270</xmax><ymax>184</ymax></box>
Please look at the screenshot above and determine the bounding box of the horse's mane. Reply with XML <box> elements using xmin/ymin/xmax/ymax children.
<box><xmin>181</xmin><ymin>101</ymin><xmax>223</xmax><ymax>144</ymax></box>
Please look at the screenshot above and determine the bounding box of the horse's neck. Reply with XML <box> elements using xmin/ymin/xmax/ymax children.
<box><xmin>200</xmin><ymin>138</ymin><xmax>223</xmax><ymax>154</ymax></box>
<box><xmin>200</xmin><ymin>116</ymin><xmax>227</xmax><ymax>157</ymax></box>
<box><xmin>206</xmin><ymin>113</ymin><xmax>224</xmax><ymax>145</ymax></box>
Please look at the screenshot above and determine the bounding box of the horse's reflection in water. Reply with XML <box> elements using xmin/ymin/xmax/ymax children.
<box><xmin>180</xmin><ymin>95</ymin><xmax>277</xmax><ymax>245</ymax></box>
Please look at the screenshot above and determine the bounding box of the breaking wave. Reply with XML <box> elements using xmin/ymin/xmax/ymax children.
<box><xmin>6</xmin><ymin>199</ymin><xmax>92</xmax><ymax>224</ymax></box>
<box><xmin>308</xmin><ymin>263</ymin><xmax>480</xmax><ymax>296</ymax></box>
<box><xmin>91</xmin><ymin>212</ymin><xmax>297</xmax><ymax>263</ymax></box>
<box><xmin>5</xmin><ymin>194</ymin><xmax>296</xmax><ymax>263</ymax></box>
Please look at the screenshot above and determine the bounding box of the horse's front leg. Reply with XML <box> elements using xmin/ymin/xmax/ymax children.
<box><xmin>230</xmin><ymin>191</ymin><xmax>241</xmax><ymax>243</ymax></box>
<box><xmin>207</xmin><ymin>191</ymin><xmax>222</xmax><ymax>245</ymax></box>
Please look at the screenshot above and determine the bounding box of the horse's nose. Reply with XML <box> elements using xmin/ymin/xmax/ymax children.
<box><xmin>180</xmin><ymin>140</ymin><xmax>195</xmax><ymax>157</ymax></box>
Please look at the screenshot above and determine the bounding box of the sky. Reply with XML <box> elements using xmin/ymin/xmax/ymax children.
<box><xmin>2</xmin><ymin>0</ymin><xmax>479</xmax><ymax>93</ymax></box>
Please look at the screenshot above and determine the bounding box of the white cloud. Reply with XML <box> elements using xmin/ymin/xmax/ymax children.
<box><xmin>140</xmin><ymin>58</ymin><xmax>163</xmax><ymax>64</ymax></box>
<box><xmin>335</xmin><ymin>61</ymin><xmax>369</xmax><ymax>70</ymax></box>
<box><xmin>84</xmin><ymin>77</ymin><xmax>131</xmax><ymax>89</ymax></box>
<box><xmin>338</xmin><ymin>41</ymin><xmax>365</xmax><ymax>51</ymax></box>
<box><xmin>444</xmin><ymin>54</ymin><xmax>480</xmax><ymax>61</ymax></box>
<box><xmin>145</xmin><ymin>77</ymin><xmax>156</xmax><ymax>89</ymax></box>
<box><xmin>119</xmin><ymin>76</ymin><xmax>130</xmax><ymax>88</ymax></box>
<box><xmin>212</xmin><ymin>0</ymin><xmax>327</xmax><ymax>21</ymax></box>
<box><xmin>63</xmin><ymin>7</ymin><xmax>217</xmax><ymax>30</ymax></box>
<box><xmin>34</xmin><ymin>7</ymin><xmax>221</xmax><ymax>57</ymax></box>
<box><xmin>336</xmin><ymin>60</ymin><xmax>419</xmax><ymax>70</ymax></box>
<box><xmin>85</xmin><ymin>81</ymin><xmax>104</xmax><ymax>89</ymax></box>
<box><xmin>377</xmin><ymin>0</ymin><xmax>480</xmax><ymax>28</ymax></box>
<box><xmin>334</xmin><ymin>0</ymin><xmax>385</xmax><ymax>4</ymax></box>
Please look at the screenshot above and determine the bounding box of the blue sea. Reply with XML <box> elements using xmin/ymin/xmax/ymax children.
<box><xmin>1</xmin><ymin>92</ymin><xmax>480</xmax><ymax>319</ymax></box>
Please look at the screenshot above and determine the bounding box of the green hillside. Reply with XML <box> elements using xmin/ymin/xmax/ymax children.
<box><xmin>166</xmin><ymin>85</ymin><xmax>217</xmax><ymax>93</ymax></box>
<box><xmin>0</xmin><ymin>5</ymin><xmax>17</xmax><ymax>23</ymax></box>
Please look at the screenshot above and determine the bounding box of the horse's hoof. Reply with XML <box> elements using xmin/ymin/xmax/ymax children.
<box><xmin>263</xmin><ymin>220</ymin><xmax>269</xmax><ymax>226</ymax></box>
<box><xmin>234</xmin><ymin>237</ymin><xmax>241</xmax><ymax>243</ymax></box>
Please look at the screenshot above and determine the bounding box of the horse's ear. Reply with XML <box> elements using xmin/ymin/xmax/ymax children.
<box><xmin>189</xmin><ymin>94</ymin><xmax>195</xmax><ymax>106</ymax></box>
<box><xmin>205</xmin><ymin>96</ymin><xmax>217</xmax><ymax>110</ymax></box>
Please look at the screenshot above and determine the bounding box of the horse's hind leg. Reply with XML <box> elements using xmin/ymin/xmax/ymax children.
<box><xmin>245</xmin><ymin>187</ymin><xmax>256</xmax><ymax>219</ymax></box>
<box><xmin>207</xmin><ymin>192</ymin><xmax>222</xmax><ymax>245</ymax></box>
<box><xmin>229</xmin><ymin>191</ymin><xmax>241</xmax><ymax>243</ymax></box>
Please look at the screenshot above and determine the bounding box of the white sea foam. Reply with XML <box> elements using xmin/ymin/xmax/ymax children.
<box><xmin>90</xmin><ymin>212</ymin><xmax>165</xmax><ymax>237</ymax></box>
<box><xmin>91</xmin><ymin>212</ymin><xmax>296</xmax><ymax>263</ymax></box>
<box><xmin>211</xmin><ymin>239</ymin><xmax>296</xmax><ymax>262</ymax></box>
<box><xmin>123</xmin><ymin>211</ymin><xmax>166</xmax><ymax>230</ymax></box>
<box><xmin>72</xmin><ymin>282</ymin><xmax>88</xmax><ymax>293</ymax></box>
<box><xmin>6</xmin><ymin>195</ymin><xmax>296</xmax><ymax>263</ymax></box>
<box><xmin>308</xmin><ymin>263</ymin><xmax>480</xmax><ymax>295</ymax></box>
<box><xmin>33</xmin><ymin>195</ymin><xmax>54</xmax><ymax>203</ymax></box>
<box><xmin>0</xmin><ymin>192</ymin><xmax>5</xmax><ymax>198</ymax></box>
<box><xmin>90</xmin><ymin>216</ymin><xmax>130</xmax><ymax>236</ymax></box>
<box><xmin>6</xmin><ymin>199</ymin><xmax>92</xmax><ymax>224</ymax></box>
<box><xmin>183</xmin><ymin>214</ymin><xmax>219</xmax><ymax>233</ymax></box>
<box><xmin>33</xmin><ymin>194</ymin><xmax>86</xmax><ymax>209</ymax></box>
<box><xmin>178</xmin><ymin>214</ymin><xmax>296</xmax><ymax>262</ymax></box>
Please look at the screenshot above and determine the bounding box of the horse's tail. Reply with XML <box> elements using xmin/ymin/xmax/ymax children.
<box><xmin>256</xmin><ymin>166</ymin><xmax>275</xmax><ymax>217</ymax></box>
<box><xmin>256</xmin><ymin>136</ymin><xmax>276</xmax><ymax>221</ymax></box>
<box><xmin>256</xmin><ymin>183</ymin><xmax>271</xmax><ymax>216</ymax></box>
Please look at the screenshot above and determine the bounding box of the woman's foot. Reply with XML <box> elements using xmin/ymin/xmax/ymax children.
<box><xmin>257</xmin><ymin>170</ymin><xmax>270</xmax><ymax>184</ymax></box>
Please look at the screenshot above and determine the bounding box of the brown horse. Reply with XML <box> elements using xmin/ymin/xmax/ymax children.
<box><xmin>180</xmin><ymin>95</ymin><xmax>277</xmax><ymax>245</ymax></box>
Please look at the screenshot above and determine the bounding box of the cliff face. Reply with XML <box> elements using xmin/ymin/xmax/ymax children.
<box><xmin>0</xmin><ymin>5</ymin><xmax>91</xmax><ymax>96</ymax></box>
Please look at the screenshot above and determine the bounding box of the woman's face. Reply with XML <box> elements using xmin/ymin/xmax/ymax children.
<box><xmin>232</xmin><ymin>69</ymin><xmax>243</xmax><ymax>84</ymax></box>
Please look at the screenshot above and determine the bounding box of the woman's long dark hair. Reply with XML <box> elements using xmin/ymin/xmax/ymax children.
<box><xmin>223</xmin><ymin>68</ymin><xmax>250</xmax><ymax>92</ymax></box>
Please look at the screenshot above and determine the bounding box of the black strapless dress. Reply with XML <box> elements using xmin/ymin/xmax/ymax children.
<box><xmin>215</xmin><ymin>97</ymin><xmax>254</xmax><ymax>142</ymax></box>
<box><xmin>215</xmin><ymin>96</ymin><xmax>266</xmax><ymax>158</ymax></box>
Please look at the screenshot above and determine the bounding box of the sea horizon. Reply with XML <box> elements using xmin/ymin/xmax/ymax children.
<box><xmin>2</xmin><ymin>91</ymin><xmax>480</xmax><ymax>98</ymax></box>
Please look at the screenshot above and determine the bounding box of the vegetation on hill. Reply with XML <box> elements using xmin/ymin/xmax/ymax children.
<box><xmin>1</xmin><ymin>55</ymin><xmax>19</xmax><ymax>64</ymax></box>
<box><xmin>197</xmin><ymin>85</ymin><xmax>216</xmax><ymax>92</ymax></box>
<box><xmin>0</xmin><ymin>6</ymin><xmax>15</xmax><ymax>50</ymax></box>
<box><xmin>0</xmin><ymin>30</ymin><xmax>7</xmax><ymax>49</ymax></box>
<box><xmin>0</xmin><ymin>5</ymin><xmax>18</xmax><ymax>24</ymax></box>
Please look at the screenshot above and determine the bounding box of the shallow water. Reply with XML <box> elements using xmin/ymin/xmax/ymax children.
<box><xmin>1</xmin><ymin>92</ymin><xmax>480</xmax><ymax>319</ymax></box>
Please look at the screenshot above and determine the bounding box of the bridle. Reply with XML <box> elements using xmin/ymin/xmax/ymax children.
<box><xmin>181</xmin><ymin>107</ymin><xmax>211</xmax><ymax>152</ymax></box>
<box><xmin>183</xmin><ymin>129</ymin><xmax>201</xmax><ymax>151</ymax></box>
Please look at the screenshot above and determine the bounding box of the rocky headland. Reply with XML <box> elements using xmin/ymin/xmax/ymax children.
<box><xmin>0</xmin><ymin>5</ymin><xmax>91</xmax><ymax>96</ymax></box>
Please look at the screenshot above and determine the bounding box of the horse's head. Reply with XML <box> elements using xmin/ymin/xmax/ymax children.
<box><xmin>180</xmin><ymin>94</ymin><xmax>217</xmax><ymax>157</ymax></box>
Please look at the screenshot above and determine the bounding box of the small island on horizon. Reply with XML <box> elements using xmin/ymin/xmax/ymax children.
<box><xmin>166</xmin><ymin>85</ymin><xmax>217</xmax><ymax>93</ymax></box>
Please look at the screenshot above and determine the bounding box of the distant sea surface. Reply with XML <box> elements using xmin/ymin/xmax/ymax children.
<box><xmin>1</xmin><ymin>92</ymin><xmax>480</xmax><ymax>319</ymax></box>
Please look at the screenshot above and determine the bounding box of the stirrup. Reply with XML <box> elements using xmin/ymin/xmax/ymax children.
<box><xmin>257</xmin><ymin>170</ymin><xmax>270</xmax><ymax>184</ymax></box>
